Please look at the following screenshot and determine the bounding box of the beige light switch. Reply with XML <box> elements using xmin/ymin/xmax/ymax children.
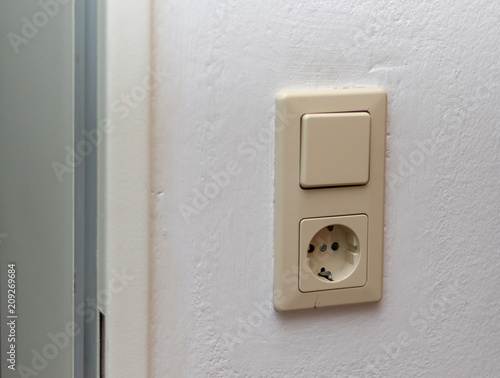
<box><xmin>274</xmin><ymin>88</ymin><xmax>387</xmax><ymax>311</ymax></box>
<box><xmin>300</xmin><ymin>112</ymin><xmax>371</xmax><ymax>188</ymax></box>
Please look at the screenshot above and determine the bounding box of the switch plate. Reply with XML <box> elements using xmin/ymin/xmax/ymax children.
<box><xmin>274</xmin><ymin>88</ymin><xmax>387</xmax><ymax>311</ymax></box>
<box><xmin>300</xmin><ymin>112</ymin><xmax>371</xmax><ymax>188</ymax></box>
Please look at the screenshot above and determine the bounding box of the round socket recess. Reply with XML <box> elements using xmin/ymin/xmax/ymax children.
<box><xmin>307</xmin><ymin>224</ymin><xmax>361</xmax><ymax>282</ymax></box>
<box><xmin>299</xmin><ymin>214</ymin><xmax>368</xmax><ymax>293</ymax></box>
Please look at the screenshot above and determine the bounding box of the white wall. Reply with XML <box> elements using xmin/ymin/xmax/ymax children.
<box><xmin>152</xmin><ymin>1</ymin><xmax>500</xmax><ymax>376</ymax></box>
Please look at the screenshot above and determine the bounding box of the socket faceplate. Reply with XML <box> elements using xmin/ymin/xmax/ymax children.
<box><xmin>273</xmin><ymin>88</ymin><xmax>387</xmax><ymax>312</ymax></box>
<box><xmin>299</xmin><ymin>214</ymin><xmax>368</xmax><ymax>293</ymax></box>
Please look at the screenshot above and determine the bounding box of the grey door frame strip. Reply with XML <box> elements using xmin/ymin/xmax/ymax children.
<box><xmin>75</xmin><ymin>0</ymin><xmax>98</xmax><ymax>376</ymax></box>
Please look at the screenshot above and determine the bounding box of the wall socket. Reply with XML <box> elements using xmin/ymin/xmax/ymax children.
<box><xmin>299</xmin><ymin>214</ymin><xmax>368</xmax><ymax>293</ymax></box>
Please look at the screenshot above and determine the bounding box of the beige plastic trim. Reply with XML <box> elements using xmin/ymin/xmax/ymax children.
<box><xmin>274</xmin><ymin>88</ymin><xmax>387</xmax><ymax>312</ymax></box>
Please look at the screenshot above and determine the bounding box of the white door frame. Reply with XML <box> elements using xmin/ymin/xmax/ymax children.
<box><xmin>97</xmin><ymin>1</ymin><xmax>152</xmax><ymax>376</ymax></box>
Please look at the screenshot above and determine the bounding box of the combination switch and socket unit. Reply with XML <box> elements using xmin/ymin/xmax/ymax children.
<box><xmin>274</xmin><ymin>88</ymin><xmax>387</xmax><ymax>311</ymax></box>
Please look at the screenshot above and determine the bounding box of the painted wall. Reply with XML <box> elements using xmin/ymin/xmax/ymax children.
<box><xmin>152</xmin><ymin>1</ymin><xmax>500</xmax><ymax>376</ymax></box>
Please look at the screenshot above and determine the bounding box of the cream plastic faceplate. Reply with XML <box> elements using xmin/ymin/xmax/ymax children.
<box><xmin>274</xmin><ymin>88</ymin><xmax>387</xmax><ymax>311</ymax></box>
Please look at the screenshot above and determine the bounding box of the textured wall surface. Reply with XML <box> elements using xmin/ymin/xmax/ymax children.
<box><xmin>151</xmin><ymin>0</ymin><xmax>500</xmax><ymax>376</ymax></box>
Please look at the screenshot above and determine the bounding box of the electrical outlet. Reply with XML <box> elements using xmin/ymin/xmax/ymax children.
<box><xmin>273</xmin><ymin>88</ymin><xmax>386</xmax><ymax>312</ymax></box>
<box><xmin>299</xmin><ymin>214</ymin><xmax>368</xmax><ymax>292</ymax></box>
